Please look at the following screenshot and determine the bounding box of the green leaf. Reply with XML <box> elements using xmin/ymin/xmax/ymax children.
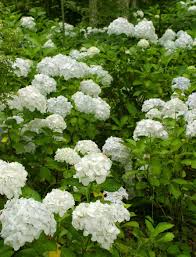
<box><xmin>22</xmin><ymin>186</ymin><xmax>41</xmax><ymax>201</ymax></box>
<box><xmin>123</xmin><ymin>221</ymin><xmax>139</xmax><ymax>228</ymax></box>
<box><xmin>156</xmin><ymin>232</ymin><xmax>174</xmax><ymax>243</ymax></box>
<box><xmin>15</xmin><ymin>248</ymin><xmax>39</xmax><ymax>257</ymax></box>
<box><xmin>150</xmin><ymin>159</ymin><xmax>161</xmax><ymax>176</ymax></box>
<box><xmin>61</xmin><ymin>248</ymin><xmax>76</xmax><ymax>257</ymax></box>
<box><xmin>145</xmin><ymin>219</ymin><xmax>154</xmax><ymax>234</ymax></box>
<box><xmin>100</xmin><ymin>178</ymin><xmax>121</xmax><ymax>192</ymax></box>
<box><xmin>152</xmin><ymin>222</ymin><xmax>174</xmax><ymax>237</ymax></box>
<box><xmin>169</xmin><ymin>184</ymin><xmax>181</xmax><ymax>199</ymax></box>
<box><xmin>0</xmin><ymin>242</ymin><xmax>13</xmax><ymax>257</ymax></box>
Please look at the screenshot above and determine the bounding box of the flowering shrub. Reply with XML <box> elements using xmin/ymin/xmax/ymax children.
<box><xmin>0</xmin><ymin>1</ymin><xmax>195</xmax><ymax>257</ymax></box>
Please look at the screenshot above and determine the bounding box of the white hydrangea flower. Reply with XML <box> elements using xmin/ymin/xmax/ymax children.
<box><xmin>172</xmin><ymin>77</ymin><xmax>190</xmax><ymax>91</ymax></box>
<box><xmin>75</xmin><ymin>140</ymin><xmax>101</xmax><ymax>155</ymax></box>
<box><xmin>186</xmin><ymin>120</ymin><xmax>196</xmax><ymax>137</ymax></box>
<box><xmin>55</xmin><ymin>148</ymin><xmax>81</xmax><ymax>165</ymax></box>
<box><xmin>137</xmin><ymin>39</ymin><xmax>150</xmax><ymax>48</ymax></box>
<box><xmin>37</xmin><ymin>54</ymin><xmax>90</xmax><ymax>80</ymax></box>
<box><xmin>159</xmin><ymin>29</ymin><xmax>176</xmax><ymax>46</ymax></box>
<box><xmin>188</xmin><ymin>5</ymin><xmax>196</xmax><ymax>12</ymax></box>
<box><xmin>45</xmin><ymin>114</ymin><xmax>67</xmax><ymax>133</ymax></box>
<box><xmin>104</xmin><ymin>187</ymin><xmax>128</xmax><ymax>204</ymax></box>
<box><xmin>47</xmin><ymin>96</ymin><xmax>72</xmax><ymax>118</ymax></box>
<box><xmin>175</xmin><ymin>31</ymin><xmax>193</xmax><ymax>49</ymax></box>
<box><xmin>72</xmin><ymin>92</ymin><xmax>110</xmax><ymax>120</ymax></box>
<box><xmin>134</xmin><ymin>19</ymin><xmax>158</xmax><ymax>43</ymax></box>
<box><xmin>43</xmin><ymin>189</ymin><xmax>75</xmax><ymax>217</ymax></box>
<box><xmin>20</xmin><ymin>16</ymin><xmax>36</xmax><ymax>30</ymax></box>
<box><xmin>142</xmin><ymin>98</ymin><xmax>165</xmax><ymax>113</ymax></box>
<box><xmin>135</xmin><ymin>10</ymin><xmax>144</xmax><ymax>18</ymax></box>
<box><xmin>145</xmin><ymin>108</ymin><xmax>162</xmax><ymax>119</ymax></box>
<box><xmin>184</xmin><ymin>109</ymin><xmax>196</xmax><ymax>123</ymax></box>
<box><xmin>31</xmin><ymin>74</ymin><xmax>57</xmax><ymax>96</ymax></box>
<box><xmin>70</xmin><ymin>47</ymin><xmax>100</xmax><ymax>60</ymax></box>
<box><xmin>133</xmin><ymin>119</ymin><xmax>168</xmax><ymax>141</ymax></box>
<box><xmin>80</xmin><ymin>80</ymin><xmax>101</xmax><ymax>97</ymax></box>
<box><xmin>186</xmin><ymin>92</ymin><xmax>196</xmax><ymax>109</ymax></box>
<box><xmin>74</xmin><ymin>153</ymin><xmax>112</xmax><ymax>186</ymax></box>
<box><xmin>107</xmin><ymin>17</ymin><xmax>135</xmax><ymax>37</ymax></box>
<box><xmin>43</xmin><ymin>39</ymin><xmax>56</xmax><ymax>48</ymax></box>
<box><xmin>163</xmin><ymin>40</ymin><xmax>176</xmax><ymax>53</ymax></box>
<box><xmin>93</xmin><ymin>97</ymin><xmax>111</xmax><ymax>121</ymax></box>
<box><xmin>162</xmin><ymin>98</ymin><xmax>188</xmax><ymax>119</ymax></box>
<box><xmin>0</xmin><ymin>160</ymin><xmax>27</xmax><ymax>199</ymax></box>
<box><xmin>12</xmin><ymin>58</ymin><xmax>32</xmax><ymax>77</ymax></box>
<box><xmin>72</xmin><ymin>200</ymin><xmax>130</xmax><ymax>250</ymax></box>
<box><xmin>102</xmin><ymin>136</ymin><xmax>130</xmax><ymax>164</ymax></box>
<box><xmin>8</xmin><ymin>86</ymin><xmax>47</xmax><ymax>113</ymax></box>
<box><xmin>89</xmin><ymin>65</ymin><xmax>113</xmax><ymax>85</ymax></box>
<box><xmin>72</xmin><ymin>91</ymin><xmax>95</xmax><ymax>115</ymax></box>
<box><xmin>0</xmin><ymin>198</ymin><xmax>56</xmax><ymax>250</ymax></box>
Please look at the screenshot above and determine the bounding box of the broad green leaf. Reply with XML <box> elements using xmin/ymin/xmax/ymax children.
<box><xmin>22</xmin><ymin>186</ymin><xmax>41</xmax><ymax>201</ymax></box>
<box><xmin>152</xmin><ymin>222</ymin><xmax>174</xmax><ymax>237</ymax></box>
<box><xmin>157</xmin><ymin>232</ymin><xmax>174</xmax><ymax>243</ymax></box>
<box><xmin>145</xmin><ymin>219</ymin><xmax>154</xmax><ymax>234</ymax></box>
<box><xmin>169</xmin><ymin>184</ymin><xmax>181</xmax><ymax>199</ymax></box>
<box><xmin>123</xmin><ymin>221</ymin><xmax>139</xmax><ymax>228</ymax></box>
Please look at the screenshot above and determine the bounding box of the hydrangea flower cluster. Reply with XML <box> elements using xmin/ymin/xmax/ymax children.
<box><xmin>31</xmin><ymin>74</ymin><xmax>57</xmax><ymax>96</ymax></box>
<box><xmin>133</xmin><ymin>119</ymin><xmax>168</xmax><ymax>141</ymax></box>
<box><xmin>37</xmin><ymin>54</ymin><xmax>89</xmax><ymax>80</ymax></box>
<box><xmin>104</xmin><ymin>187</ymin><xmax>128</xmax><ymax>204</ymax></box>
<box><xmin>72</xmin><ymin>89</ymin><xmax>110</xmax><ymax>121</ymax></box>
<box><xmin>137</xmin><ymin>39</ymin><xmax>150</xmax><ymax>48</ymax></box>
<box><xmin>8</xmin><ymin>85</ymin><xmax>47</xmax><ymax>113</ymax></box>
<box><xmin>74</xmin><ymin>140</ymin><xmax>101</xmax><ymax>155</ymax></box>
<box><xmin>47</xmin><ymin>96</ymin><xmax>73</xmax><ymax>118</ymax></box>
<box><xmin>172</xmin><ymin>76</ymin><xmax>191</xmax><ymax>91</ymax></box>
<box><xmin>79</xmin><ymin>79</ymin><xmax>101</xmax><ymax>98</ymax></box>
<box><xmin>72</xmin><ymin>200</ymin><xmax>130</xmax><ymax>249</ymax></box>
<box><xmin>107</xmin><ymin>17</ymin><xmax>135</xmax><ymax>37</ymax></box>
<box><xmin>185</xmin><ymin>92</ymin><xmax>196</xmax><ymax>137</ymax></box>
<box><xmin>70</xmin><ymin>46</ymin><xmax>100</xmax><ymax>60</ymax></box>
<box><xmin>12</xmin><ymin>58</ymin><xmax>32</xmax><ymax>77</ymax></box>
<box><xmin>55</xmin><ymin>147</ymin><xmax>81</xmax><ymax>165</ymax></box>
<box><xmin>74</xmin><ymin>153</ymin><xmax>112</xmax><ymax>185</ymax></box>
<box><xmin>134</xmin><ymin>19</ymin><xmax>158</xmax><ymax>43</ymax></box>
<box><xmin>0</xmin><ymin>160</ymin><xmax>27</xmax><ymax>199</ymax></box>
<box><xmin>20</xmin><ymin>16</ymin><xmax>36</xmax><ymax>30</ymax></box>
<box><xmin>43</xmin><ymin>189</ymin><xmax>75</xmax><ymax>217</ymax></box>
<box><xmin>102</xmin><ymin>136</ymin><xmax>131</xmax><ymax>165</ymax></box>
<box><xmin>55</xmin><ymin>140</ymin><xmax>112</xmax><ymax>185</ymax></box>
<box><xmin>162</xmin><ymin>98</ymin><xmax>188</xmax><ymax>119</ymax></box>
<box><xmin>82</xmin><ymin>26</ymin><xmax>108</xmax><ymax>37</ymax></box>
<box><xmin>45</xmin><ymin>114</ymin><xmax>67</xmax><ymax>133</ymax></box>
<box><xmin>22</xmin><ymin>114</ymin><xmax>67</xmax><ymax>134</ymax></box>
<box><xmin>159</xmin><ymin>29</ymin><xmax>194</xmax><ymax>52</ymax></box>
<box><xmin>0</xmin><ymin>198</ymin><xmax>56</xmax><ymax>250</ymax></box>
<box><xmin>89</xmin><ymin>65</ymin><xmax>113</xmax><ymax>85</ymax></box>
<box><xmin>43</xmin><ymin>39</ymin><xmax>56</xmax><ymax>48</ymax></box>
<box><xmin>37</xmin><ymin>54</ymin><xmax>112</xmax><ymax>86</ymax></box>
<box><xmin>133</xmin><ymin>10</ymin><xmax>144</xmax><ymax>18</ymax></box>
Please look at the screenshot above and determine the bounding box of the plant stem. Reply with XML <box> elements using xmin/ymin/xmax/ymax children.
<box><xmin>61</xmin><ymin>0</ymin><xmax>65</xmax><ymax>46</ymax></box>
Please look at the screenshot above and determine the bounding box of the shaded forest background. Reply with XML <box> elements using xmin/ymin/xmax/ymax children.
<box><xmin>2</xmin><ymin>0</ymin><xmax>179</xmax><ymax>28</ymax></box>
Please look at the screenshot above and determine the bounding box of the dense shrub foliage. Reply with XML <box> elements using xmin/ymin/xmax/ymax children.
<box><xmin>0</xmin><ymin>1</ymin><xmax>195</xmax><ymax>257</ymax></box>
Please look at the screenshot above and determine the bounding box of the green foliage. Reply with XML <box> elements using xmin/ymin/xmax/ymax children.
<box><xmin>0</xmin><ymin>1</ymin><xmax>195</xmax><ymax>257</ymax></box>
